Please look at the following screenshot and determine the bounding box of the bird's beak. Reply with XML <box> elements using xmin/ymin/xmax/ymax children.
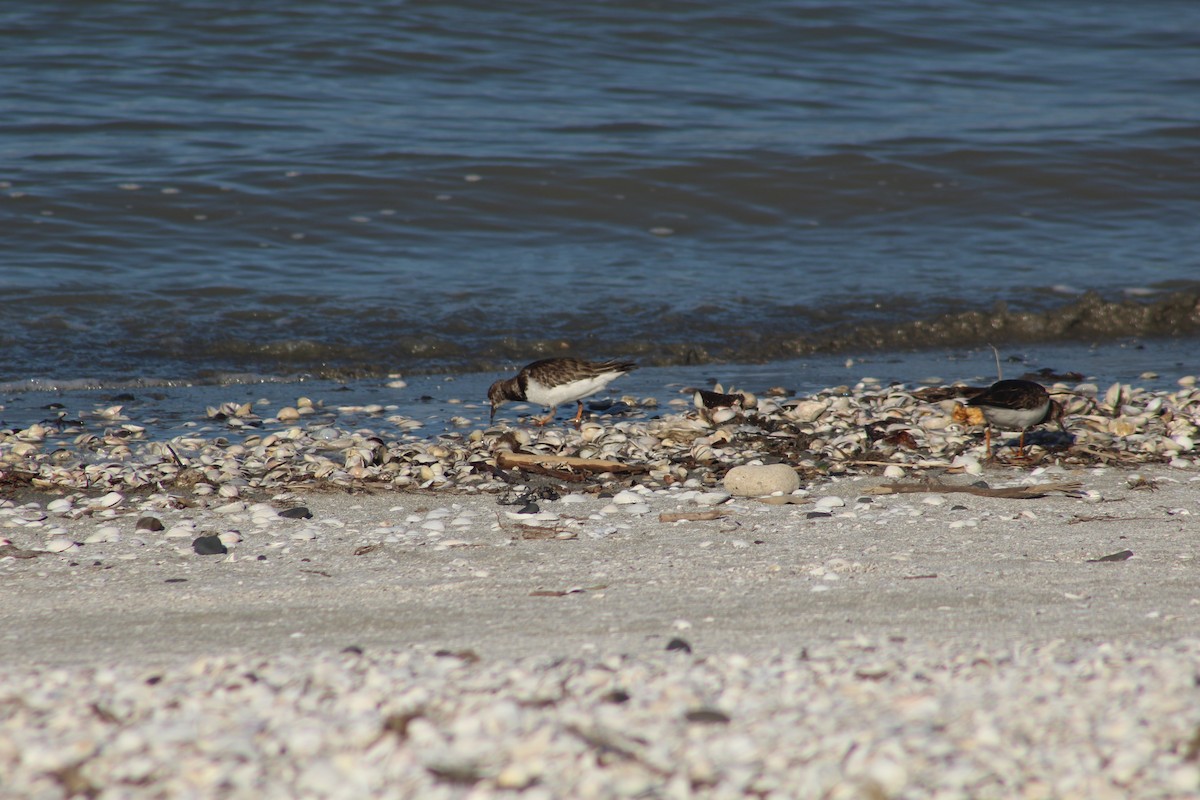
<box><xmin>489</xmin><ymin>404</ymin><xmax>497</xmax><ymax>423</ymax></box>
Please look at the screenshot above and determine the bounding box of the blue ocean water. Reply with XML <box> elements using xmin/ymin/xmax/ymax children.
<box><xmin>2</xmin><ymin>1</ymin><xmax>1199</xmax><ymax>385</ymax></box>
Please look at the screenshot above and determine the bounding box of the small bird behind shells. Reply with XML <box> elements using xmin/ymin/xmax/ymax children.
<box><xmin>488</xmin><ymin>358</ymin><xmax>636</xmax><ymax>428</ymax></box>
<box><xmin>966</xmin><ymin>379</ymin><xmax>1066</xmax><ymax>458</ymax></box>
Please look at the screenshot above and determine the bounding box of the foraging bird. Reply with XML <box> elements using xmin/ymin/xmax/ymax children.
<box><xmin>966</xmin><ymin>379</ymin><xmax>1065</xmax><ymax>458</ymax></box>
<box><xmin>488</xmin><ymin>358</ymin><xmax>636</xmax><ymax>427</ymax></box>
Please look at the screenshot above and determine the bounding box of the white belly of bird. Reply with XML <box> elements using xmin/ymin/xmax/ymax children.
<box><xmin>525</xmin><ymin>372</ymin><xmax>621</xmax><ymax>409</ymax></box>
<box><xmin>980</xmin><ymin>402</ymin><xmax>1048</xmax><ymax>431</ymax></box>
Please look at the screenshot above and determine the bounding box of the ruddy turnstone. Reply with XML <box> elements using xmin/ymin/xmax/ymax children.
<box><xmin>488</xmin><ymin>358</ymin><xmax>637</xmax><ymax>427</ymax></box>
<box><xmin>967</xmin><ymin>379</ymin><xmax>1065</xmax><ymax>457</ymax></box>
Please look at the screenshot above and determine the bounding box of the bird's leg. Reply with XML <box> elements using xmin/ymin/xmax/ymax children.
<box><xmin>572</xmin><ymin>401</ymin><xmax>585</xmax><ymax>429</ymax></box>
<box><xmin>983</xmin><ymin>426</ymin><xmax>994</xmax><ymax>461</ymax></box>
<box><xmin>1017</xmin><ymin>429</ymin><xmax>1027</xmax><ymax>459</ymax></box>
<box><xmin>533</xmin><ymin>407</ymin><xmax>556</xmax><ymax>427</ymax></box>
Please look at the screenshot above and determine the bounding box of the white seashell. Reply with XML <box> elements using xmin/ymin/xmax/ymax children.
<box><xmin>44</xmin><ymin>537</ymin><xmax>79</xmax><ymax>553</ymax></box>
<box><xmin>218</xmin><ymin>530</ymin><xmax>243</xmax><ymax>546</ymax></box>
<box><xmin>920</xmin><ymin>415</ymin><xmax>952</xmax><ymax>431</ymax></box>
<box><xmin>90</xmin><ymin>491</ymin><xmax>124</xmax><ymax>509</ymax></box>
<box><xmin>18</xmin><ymin>424</ymin><xmax>47</xmax><ymax>442</ymax></box>
<box><xmin>97</xmin><ymin>405</ymin><xmax>126</xmax><ymax>420</ymax></box>
<box><xmin>537</xmin><ymin>430</ymin><xmax>564</xmax><ymax>448</ymax></box>
<box><xmin>84</xmin><ymin>526</ymin><xmax>121</xmax><ymax>544</ymax></box>
<box><xmin>578</xmin><ymin>422</ymin><xmax>604</xmax><ymax>442</ymax></box>
<box><xmin>612</xmin><ymin>490</ymin><xmax>642</xmax><ymax>505</ymax></box>
<box><xmin>46</xmin><ymin>498</ymin><xmax>73</xmax><ymax>514</ymax></box>
<box><xmin>1104</xmin><ymin>382</ymin><xmax>1123</xmax><ymax>410</ymax></box>
<box><xmin>694</xmin><ymin>490</ymin><xmax>731</xmax><ymax>506</ymax></box>
<box><xmin>708</xmin><ymin>407</ymin><xmax>736</xmax><ymax>425</ymax></box>
<box><xmin>786</xmin><ymin>400</ymin><xmax>829</xmax><ymax>423</ymax></box>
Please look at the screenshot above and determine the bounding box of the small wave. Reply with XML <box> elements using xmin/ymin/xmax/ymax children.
<box><xmin>3</xmin><ymin>290</ymin><xmax>1197</xmax><ymax>391</ymax></box>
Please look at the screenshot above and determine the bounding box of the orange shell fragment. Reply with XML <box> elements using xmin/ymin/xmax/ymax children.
<box><xmin>951</xmin><ymin>402</ymin><xmax>986</xmax><ymax>426</ymax></box>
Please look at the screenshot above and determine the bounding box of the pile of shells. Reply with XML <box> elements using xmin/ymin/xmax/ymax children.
<box><xmin>2</xmin><ymin>641</ymin><xmax>1200</xmax><ymax>798</ymax></box>
<box><xmin>2</xmin><ymin>379</ymin><xmax>1199</xmax><ymax>499</ymax></box>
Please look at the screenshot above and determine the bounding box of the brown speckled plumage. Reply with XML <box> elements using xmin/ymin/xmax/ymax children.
<box><xmin>967</xmin><ymin>379</ymin><xmax>1066</xmax><ymax>456</ymax></box>
<box><xmin>488</xmin><ymin>358</ymin><xmax>636</xmax><ymax>426</ymax></box>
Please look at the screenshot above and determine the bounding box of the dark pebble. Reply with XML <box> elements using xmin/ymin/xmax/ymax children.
<box><xmin>279</xmin><ymin>507</ymin><xmax>313</xmax><ymax>520</ymax></box>
<box><xmin>1087</xmin><ymin>549</ymin><xmax>1134</xmax><ymax>563</ymax></box>
<box><xmin>517</xmin><ymin>501</ymin><xmax>540</xmax><ymax>515</ymax></box>
<box><xmin>164</xmin><ymin>578</ymin><xmax>188</xmax><ymax>583</ymax></box>
<box><xmin>951</xmin><ymin>504</ymin><xmax>969</xmax><ymax>511</ymax></box>
<box><xmin>685</xmin><ymin>707</ymin><xmax>731</xmax><ymax>724</ymax></box>
<box><xmin>806</xmin><ymin>511</ymin><xmax>832</xmax><ymax>519</ymax></box>
<box><xmin>192</xmin><ymin>535</ymin><xmax>227</xmax><ymax>555</ymax></box>
<box><xmin>603</xmin><ymin>689</ymin><xmax>631</xmax><ymax>704</ymax></box>
<box><xmin>665</xmin><ymin>637</ymin><xmax>692</xmax><ymax>653</ymax></box>
<box><xmin>135</xmin><ymin>516</ymin><xmax>165</xmax><ymax>532</ymax></box>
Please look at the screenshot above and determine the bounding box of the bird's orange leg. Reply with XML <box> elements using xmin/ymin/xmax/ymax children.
<box><xmin>1017</xmin><ymin>430</ymin><xmax>1027</xmax><ymax>459</ymax></box>
<box><xmin>983</xmin><ymin>427</ymin><xmax>994</xmax><ymax>461</ymax></box>
<box><xmin>572</xmin><ymin>401</ymin><xmax>585</xmax><ymax>429</ymax></box>
<box><xmin>533</xmin><ymin>410</ymin><xmax>555</xmax><ymax>427</ymax></box>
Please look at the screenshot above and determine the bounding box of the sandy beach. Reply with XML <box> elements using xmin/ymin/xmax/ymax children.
<box><xmin>3</xmin><ymin>378</ymin><xmax>1200</xmax><ymax>797</ymax></box>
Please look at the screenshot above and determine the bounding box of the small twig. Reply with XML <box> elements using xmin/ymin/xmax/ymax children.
<box><xmin>844</xmin><ymin>460</ymin><xmax>953</xmax><ymax>469</ymax></box>
<box><xmin>164</xmin><ymin>442</ymin><xmax>186</xmax><ymax>467</ymax></box>
<box><xmin>1068</xmin><ymin>515</ymin><xmax>1157</xmax><ymax>525</ymax></box>
<box><xmin>867</xmin><ymin>481</ymin><xmax>1083</xmax><ymax>499</ymax></box>
<box><xmin>755</xmin><ymin>495</ymin><xmax>810</xmax><ymax>506</ymax></box>
<box><xmin>496</xmin><ymin>452</ymin><xmax>647</xmax><ymax>474</ymax></box>
<box><xmin>659</xmin><ymin>509</ymin><xmax>727</xmax><ymax>523</ymax></box>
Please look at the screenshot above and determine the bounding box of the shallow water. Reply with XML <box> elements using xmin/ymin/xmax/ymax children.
<box><xmin>3</xmin><ymin>2</ymin><xmax>1199</xmax><ymax>383</ymax></box>
<box><xmin>2</xmin><ymin>339</ymin><xmax>1192</xmax><ymax>445</ymax></box>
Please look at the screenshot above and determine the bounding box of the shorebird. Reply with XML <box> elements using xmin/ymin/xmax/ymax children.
<box><xmin>488</xmin><ymin>358</ymin><xmax>636</xmax><ymax>427</ymax></box>
<box><xmin>967</xmin><ymin>379</ymin><xmax>1065</xmax><ymax>458</ymax></box>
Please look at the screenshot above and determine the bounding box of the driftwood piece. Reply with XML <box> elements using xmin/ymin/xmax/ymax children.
<box><xmin>866</xmin><ymin>481</ymin><xmax>1083</xmax><ymax>499</ymax></box>
<box><xmin>844</xmin><ymin>460</ymin><xmax>953</xmax><ymax>469</ymax></box>
<box><xmin>658</xmin><ymin>509</ymin><xmax>727</xmax><ymax>523</ymax></box>
<box><xmin>503</xmin><ymin>460</ymin><xmax>587</xmax><ymax>483</ymax></box>
<box><xmin>754</xmin><ymin>496</ymin><xmax>811</xmax><ymax>506</ymax></box>
<box><xmin>496</xmin><ymin>451</ymin><xmax>647</xmax><ymax>475</ymax></box>
<box><xmin>0</xmin><ymin>543</ymin><xmax>49</xmax><ymax>559</ymax></box>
